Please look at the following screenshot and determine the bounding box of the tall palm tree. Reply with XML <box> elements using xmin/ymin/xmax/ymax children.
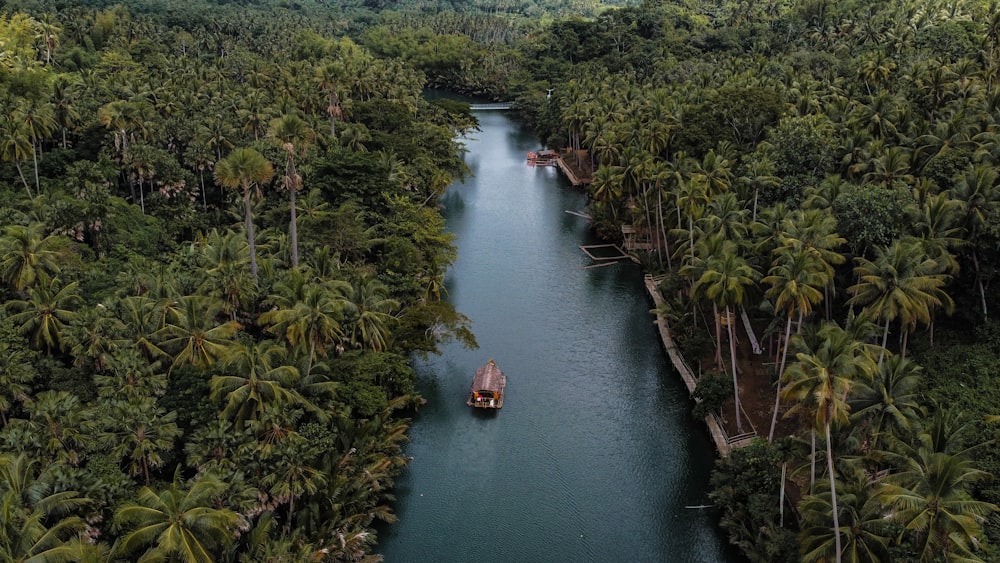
<box><xmin>763</xmin><ymin>246</ymin><xmax>827</xmax><ymax>442</ymax></box>
<box><xmin>693</xmin><ymin>243</ymin><xmax>758</xmax><ymax>433</ymax></box>
<box><xmin>214</xmin><ymin>148</ymin><xmax>274</xmax><ymax>282</ymax></box>
<box><xmin>849</xmin><ymin>355</ymin><xmax>923</xmax><ymax>451</ymax></box>
<box><xmin>848</xmin><ymin>238</ymin><xmax>953</xmax><ymax>365</ymax></box>
<box><xmin>798</xmin><ymin>467</ymin><xmax>892</xmax><ymax>563</ymax></box>
<box><xmin>269</xmin><ymin>114</ymin><xmax>315</xmax><ymax>269</ymax></box>
<box><xmin>783</xmin><ymin>322</ymin><xmax>876</xmax><ymax>563</ymax></box>
<box><xmin>950</xmin><ymin>163</ymin><xmax>1000</xmax><ymax>319</ymax></box>
<box><xmin>113</xmin><ymin>474</ymin><xmax>239</xmax><ymax>562</ymax></box>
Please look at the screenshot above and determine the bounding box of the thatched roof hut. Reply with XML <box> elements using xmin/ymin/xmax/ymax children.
<box><xmin>467</xmin><ymin>359</ymin><xmax>506</xmax><ymax>409</ymax></box>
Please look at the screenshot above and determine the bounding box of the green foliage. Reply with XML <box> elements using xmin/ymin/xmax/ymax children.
<box><xmin>709</xmin><ymin>439</ymin><xmax>798</xmax><ymax>562</ymax></box>
<box><xmin>692</xmin><ymin>370</ymin><xmax>731</xmax><ymax>419</ymax></box>
<box><xmin>833</xmin><ymin>184</ymin><xmax>913</xmax><ymax>253</ymax></box>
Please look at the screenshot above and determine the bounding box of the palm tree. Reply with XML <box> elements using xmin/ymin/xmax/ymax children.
<box><xmin>113</xmin><ymin>474</ymin><xmax>239</xmax><ymax>562</ymax></box>
<box><xmin>0</xmin><ymin>341</ymin><xmax>36</xmax><ymax>427</ymax></box>
<box><xmin>0</xmin><ymin>454</ymin><xmax>93</xmax><ymax>562</ymax></box>
<box><xmin>693</xmin><ymin>243</ymin><xmax>759</xmax><ymax>433</ymax></box>
<box><xmin>259</xmin><ymin>274</ymin><xmax>352</xmax><ymax>378</ymax></box>
<box><xmin>101</xmin><ymin>398</ymin><xmax>181</xmax><ymax>485</ymax></box>
<box><xmin>782</xmin><ymin>321</ymin><xmax>876</xmax><ymax>563</ymax></box>
<box><xmin>763</xmin><ymin>246</ymin><xmax>827</xmax><ymax>442</ymax></box>
<box><xmin>5</xmin><ymin>276</ymin><xmax>81</xmax><ymax>355</ymax></box>
<box><xmin>346</xmin><ymin>276</ymin><xmax>399</xmax><ymax>353</ymax></box>
<box><xmin>0</xmin><ymin>222</ymin><xmax>66</xmax><ymax>294</ymax></box>
<box><xmin>157</xmin><ymin>295</ymin><xmax>239</xmax><ymax>373</ymax></box>
<box><xmin>214</xmin><ymin>148</ymin><xmax>274</xmax><ymax>282</ymax></box>
<box><xmin>210</xmin><ymin>339</ymin><xmax>311</xmax><ymax>426</ymax></box>
<box><xmin>798</xmin><ymin>466</ymin><xmax>892</xmax><ymax>563</ymax></box>
<box><xmin>880</xmin><ymin>449</ymin><xmax>998</xmax><ymax>562</ymax></box>
<box><xmin>848</xmin><ymin>238</ymin><xmax>953</xmax><ymax>365</ymax></box>
<box><xmin>0</xmin><ymin>112</ymin><xmax>35</xmax><ymax>197</ymax></box>
<box><xmin>849</xmin><ymin>355</ymin><xmax>923</xmax><ymax>451</ymax></box>
<box><xmin>950</xmin><ymin>163</ymin><xmax>1000</xmax><ymax>319</ymax></box>
<box><xmin>269</xmin><ymin>114</ymin><xmax>315</xmax><ymax>269</ymax></box>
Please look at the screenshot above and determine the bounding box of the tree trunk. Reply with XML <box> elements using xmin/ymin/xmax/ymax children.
<box><xmin>714</xmin><ymin>303</ymin><xmax>723</xmax><ymax>370</ymax></box>
<box><xmin>810</xmin><ymin>429</ymin><xmax>816</xmax><ymax>494</ymax></box>
<box><xmin>768</xmin><ymin>313</ymin><xmax>794</xmax><ymax>442</ymax></box>
<box><xmin>973</xmin><ymin>251</ymin><xmax>988</xmax><ymax>319</ymax></box>
<box><xmin>779</xmin><ymin>461</ymin><xmax>786</xmax><ymax>527</ymax></box>
<box><xmin>244</xmin><ymin>187</ymin><xmax>258</xmax><ymax>281</ymax></box>
<box><xmin>15</xmin><ymin>161</ymin><xmax>32</xmax><ymax>199</ymax></box>
<box><xmin>878</xmin><ymin>319</ymin><xmax>889</xmax><ymax>368</ymax></box>
<box><xmin>727</xmin><ymin>305</ymin><xmax>743</xmax><ymax>433</ymax></box>
<box><xmin>826</xmin><ymin>421</ymin><xmax>843</xmax><ymax>563</ymax></box>
<box><xmin>287</xmin><ymin>154</ymin><xmax>300</xmax><ymax>268</ymax></box>
<box><xmin>32</xmin><ymin>142</ymin><xmax>40</xmax><ymax>194</ymax></box>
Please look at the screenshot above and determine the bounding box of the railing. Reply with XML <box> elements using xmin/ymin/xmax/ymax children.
<box><xmin>712</xmin><ymin>401</ymin><xmax>758</xmax><ymax>446</ymax></box>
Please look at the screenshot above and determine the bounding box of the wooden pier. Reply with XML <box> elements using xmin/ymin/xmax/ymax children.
<box><xmin>555</xmin><ymin>155</ymin><xmax>589</xmax><ymax>186</ymax></box>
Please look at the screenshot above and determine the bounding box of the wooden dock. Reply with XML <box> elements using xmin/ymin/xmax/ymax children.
<box><xmin>555</xmin><ymin>156</ymin><xmax>587</xmax><ymax>186</ymax></box>
<box><xmin>644</xmin><ymin>274</ymin><xmax>741</xmax><ymax>457</ymax></box>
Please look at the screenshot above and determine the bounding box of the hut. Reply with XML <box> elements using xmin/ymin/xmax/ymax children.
<box><xmin>467</xmin><ymin>359</ymin><xmax>506</xmax><ymax>409</ymax></box>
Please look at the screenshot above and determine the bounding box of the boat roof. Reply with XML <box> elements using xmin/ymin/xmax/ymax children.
<box><xmin>471</xmin><ymin>359</ymin><xmax>505</xmax><ymax>392</ymax></box>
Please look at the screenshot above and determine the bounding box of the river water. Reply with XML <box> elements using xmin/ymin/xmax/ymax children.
<box><xmin>377</xmin><ymin>110</ymin><xmax>737</xmax><ymax>562</ymax></box>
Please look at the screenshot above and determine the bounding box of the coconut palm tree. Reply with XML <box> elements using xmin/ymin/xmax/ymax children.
<box><xmin>157</xmin><ymin>295</ymin><xmax>239</xmax><ymax>373</ymax></box>
<box><xmin>0</xmin><ymin>453</ymin><xmax>93</xmax><ymax>562</ymax></box>
<box><xmin>763</xmin><ymin>246</ymin><xmax>827</xmax><ymax>442</ymax></box>
<box><xmin>210</xmin><ymin>339</ymin><xmax>311</xmax><ymax>426</ymax></box>
<box><xmin>798</xmin><ymin>466</ymin><xmax>892</xmax><ymax>563</ymax></box>
<box><xmin>5</xmin><ymin>276</ymin><xmax>80</xmax><ymax>355</ymax></box>
<box><xmin>848</xmin><ymin>237</ymin><xmax>953</xmax><ymax>365</ymax></box>
<box><xmin>879</xmin><ymin>448</ymin><xmax>998</xmax><ymax>562</ymax></box>
<box><xmin>849</xmin><ymin>355</ymin><xmax>923</xmax><ymax>451</ymax></box>
<box><xmin>783</xmin><ymin>321</ymin><xmax>876</xmax><ymax>563</ymax></box>
<box><xmin>693</xmin><ymin>243</ymin><xmax>759</xmax><ymax>433</ymax></box>
<box><xmin>113</xmin><ymin>474</ymin><xmax>239</xmax><ymax>562</ymax></box>
<box><xmin>346</xmin><ymin>276</ymin><xmax>400</xmax><ymax>353</ymax></box>
<box><xmin>259</xmin><ymin>273</ymin><xmax>352</xmax><ymax>378</ymax></box>
<box><xmin>214</xmin><ymin>148</ymin><xmax>274</xmax><ymax>282</ymax></box>
<box><xmin>0</xmin><ymin>222</ymin><xmax>66</xmax><ymax>294</ymax></box>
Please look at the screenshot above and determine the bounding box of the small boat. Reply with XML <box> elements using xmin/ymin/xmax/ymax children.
<box><xmin>527</xmin><ymin>149</ymin><xmax>558</xmax><ymax>166</ymax></box>
<box><xmin>467</xmin><ymin>359</ymin><xmax>506</xmax><ymax>409</ymax></box>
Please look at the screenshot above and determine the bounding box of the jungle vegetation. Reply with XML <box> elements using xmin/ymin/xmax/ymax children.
<box><xmin>3</xmin><ymin>0</ymin><xmax>1000</xmax><ymax>561</ymax></box>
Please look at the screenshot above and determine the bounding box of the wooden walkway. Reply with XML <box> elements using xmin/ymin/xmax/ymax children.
<box><xmin>644</xmin><ymin>275</ymin><xmax>755</xmax><ymax>456</ymax></box>
<box><xmin>555</xmin><ymin>156</ymin><xmax>588</xmax><ymax>186</ymax></box>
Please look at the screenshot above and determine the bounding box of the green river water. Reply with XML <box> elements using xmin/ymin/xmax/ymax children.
<box><xmin>377</xmin><ymin>109</ymin><xmax>741</xmax><ymax>562</ymax></box>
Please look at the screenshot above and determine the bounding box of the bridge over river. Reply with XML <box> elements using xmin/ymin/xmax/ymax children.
<box><xmin>468</xmin><ymin>101</ymin><xmax>513</xmax><ymax>110</ymax></box>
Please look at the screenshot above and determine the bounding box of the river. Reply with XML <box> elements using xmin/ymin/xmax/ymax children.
<box><xmin>377</xmin><ymin>110</ymin><xmax>738</xmax><ymax>562</ymax></box>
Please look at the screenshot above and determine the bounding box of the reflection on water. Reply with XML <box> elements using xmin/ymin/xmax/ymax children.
<box><xmin>377</xmin><ymin>111</ymin><xmax>739</xmax><ymax>562</ymax></box>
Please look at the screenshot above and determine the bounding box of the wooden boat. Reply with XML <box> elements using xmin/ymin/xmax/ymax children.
<box><xmin>467</xmin><ymin>359</ymin><xmax>506</xmax><ymax>409</ymax></box>
<box><xmin>526</xmin><ymin>149</ymin><xmax>558</xmax><ymax>166</ymax></box>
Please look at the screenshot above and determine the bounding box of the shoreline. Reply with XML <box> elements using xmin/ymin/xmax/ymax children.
<box><xmin>643</xmin><ymin>274</ymin><xmax>753</xmax><ymax>457</ymax></box>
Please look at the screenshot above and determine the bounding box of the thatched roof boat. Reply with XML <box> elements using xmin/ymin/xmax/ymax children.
<box><xmin>467</xmin><ymin>359</ymin><xmax>506</xmax><ymax>409</ymax></box>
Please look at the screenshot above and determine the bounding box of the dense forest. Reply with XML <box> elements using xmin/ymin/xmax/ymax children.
<box><xmin>2</xmin><ymin>0</ymin><xmax>1000</xmax><ymax>561</ymax></box>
